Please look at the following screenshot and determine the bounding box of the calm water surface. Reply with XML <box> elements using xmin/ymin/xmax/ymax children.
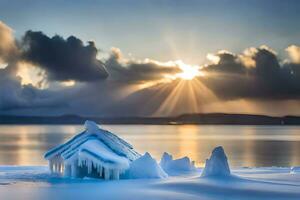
<box><xmin>0</xmin><ymin>125</ymin><xmax>300</xmax><ymax>167</ymax></box>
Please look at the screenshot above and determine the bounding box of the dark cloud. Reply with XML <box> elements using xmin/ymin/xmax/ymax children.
<box><xmin>0</xmin><ymin>67</ymin><xmax>69</xmax><ymax>112</ymax></box>
<box><xmin>205</xmin><ymin>51</ymin><xmax>245</xmax><ymax>74</ymax></box>
<box><xmin>104</xmin><ymin>48</ymin><xmax>181</xmax><ymax>82</ymax></box>
<box><xmin>201</xmin><ymin>46</ymin><xmax>300</xmax><ymax>100</ymax></box>
<box><xmin>21</xmin><ymin>31</ymin><xmax>108</xmax><ymax>82</ymax></box>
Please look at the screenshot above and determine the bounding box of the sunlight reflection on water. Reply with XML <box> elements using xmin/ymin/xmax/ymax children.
<box><xmin>0</xmin><ymin>125</ymin><xmax>300</xmax><ymax>167</ymax></box>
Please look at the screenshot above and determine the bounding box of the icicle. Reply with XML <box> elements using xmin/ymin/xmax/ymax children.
<box><xmin>58</xmin><ymin>163</ymin><xmax>61</xmax><ymax>174</ymax></box>
<box><xmin>57</xmin><ymin>163</ymin><xmax>60</xmax><ymax>174</ymax></box>
<box><xmin>53</xmin><ymin>156</ymin><xmax>60</xmax><ymax>173</ymax></box>
<box><xmin>71</xmin><ymin>163</ymin><xmax>77</xmax><ymax>177</ymax></box>
<box><xmin>104</xmin><ymin>168</ymin><xmax>110</xmax><ymax>180</ymax></box>
<box><xmin>60</xmin><ymin>163</ymin><xmax>64</xmax><ymax>174</ymax></box>
<box><xmin>54</xmin><ymin>163</ymin><xmax>57</xmax><ymax>173</ymax></box>
<box><xmin>78</xmin><ymin>158</ymin><xmax>82</xmax><ymax>167</ymax></box>
<box><xmin>112</xmin><ymin>169</ymin><xmax>119</xmax><ymax>180</ymax></box>
<box><xmin>57</xmin><ymin>162</ymin><xmax>60</xmax><ymax>174</ymax></box>
<box><xmin>49</xmin><ymin>160</ymin><xmax>53</xmax><ymax>173</ymax></box>
<box><xmin>56</xmin><ymin>164</ymin><xmax>58</xmax><ymax>173</ymax></box>
<box><xmin>99</xmin><ymin>166</ymin><xmax>103</xmax><ymax>177</ymax></box>
<box><xmin>87</xmin><ymin>160</ymin><xmax>92</xmax><ymax>174</ymax></box>
<box><xmin>64</xmin><ymin>165</ymin><xmax>71</xmax><ymax>177</ymax></box>
<box><xmin>52</xmin><ymin>161</ymin><xmax>55</xmax><ymax>172</ymax></box>
<box><xmin>52</xmin><ymin>161</ymin><xmax>54</xmax><ymax>173</ymax></box>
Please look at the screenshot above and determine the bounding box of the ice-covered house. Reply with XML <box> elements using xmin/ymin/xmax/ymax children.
<box><xmin>44</xmin><ymin>120</ymin><xmax>140</xmax><ymax>180</ymax></box>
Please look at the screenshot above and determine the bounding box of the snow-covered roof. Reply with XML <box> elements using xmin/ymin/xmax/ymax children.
<box><xmin>44</xmin><ymin>120</ymin><xmax>140</xmax><ymax>170</ymax></box>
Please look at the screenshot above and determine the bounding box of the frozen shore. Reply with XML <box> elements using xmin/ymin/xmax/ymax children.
<box><xmin>0</xmin><ymin>166</ymin><xmax>300</xmax><ymax>200</ymax></box>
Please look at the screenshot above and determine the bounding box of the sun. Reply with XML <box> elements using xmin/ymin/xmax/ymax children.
<box><xmin>176</xmin><ymin>61</ymin><xmax>202</xmax><ymax>80</ymax></box>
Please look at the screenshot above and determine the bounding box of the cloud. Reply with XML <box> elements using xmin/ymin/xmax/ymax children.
<box><xmin>0</xmin><ymin>21</ymin><xmax>18</xmax><ymax>64</ymax></box>
<box><xmin>0</xmin><ymin>67</ymin><xmax>69</xmax><ymax>111</ymax></box>
<box><xmin>1</xmin><ymin>20</ymin><xmax>300</xmax><ymax>116</ymax></box>
<box><xmin>0</xmin><ymin>22</ymin><xmax>75</xmax><ymax>113</ymax></box>
<box><xmin>21</xmin><ymin>31</ymin><xmax>108</xmax><ymax>82</ymax></box>
<box><xmin>201</xmin><ymin>45</ymin><xmax>300</xmax><ymax>100</ymax></box>
<box><xmin>205</xmin><ymin>50</ymin><xmax>245</xmax><ymax>74</ymax></box>
<box><xmin>104</xmin><ymin>48</ymin><xmax>181</xmax><ymax>82</ymax></box>
<box><xmin>286</xmin><ymin>45</ymin><xmax>300</xmax><ymax>64</ymax></box>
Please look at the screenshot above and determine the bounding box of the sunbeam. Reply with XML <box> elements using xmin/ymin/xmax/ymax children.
<box><xmin>151</xmin><ymin>76</ymin><xmax>218</xmax><ymax>116</ymax></box>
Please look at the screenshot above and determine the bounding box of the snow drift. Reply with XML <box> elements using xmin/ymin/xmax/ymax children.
<box><xmin>127</xmin><ymin>152</ymin><xmax>168</xmax><ymax>179</ymax></box>
<box><xmin>2</xmin><ymin>166</ymin><xmax>300</xmax><ymax>200</ymax></box>
<box><xmin>201</xmin><ymin>146</ymin><xmax>231</xmax><ymax>177</ymax></box>
<box><xmin>44</xmin><ymin>120</ymin><xmax>140</xmax><ymax>180</ymax></box>
<box><xmin>160</xmin><ymin>152</ymin><xmax>195</xmax><ymax>173</ymax></box>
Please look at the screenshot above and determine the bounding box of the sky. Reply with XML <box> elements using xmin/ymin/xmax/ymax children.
<box><xmin>0</xmin><ymin>0</ymin><xmax>300</xmax><ymax>117</ymax></box>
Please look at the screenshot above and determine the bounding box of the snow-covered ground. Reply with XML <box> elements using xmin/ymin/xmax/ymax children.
<box><xmin>1</xmin><ymin>123</ymin><xmax>300</xmax><ymax>199</ymax></box>
<box><xmin>0</xmin><ymin>165</ymin><xmax>300</xmax><ymax>200</ymax></box>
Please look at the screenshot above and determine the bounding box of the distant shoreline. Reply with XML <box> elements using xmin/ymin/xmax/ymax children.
<box><xmin>1</xmin><ymin>113</ymin><xmax>300</xmax><ymax>125</ymax></box>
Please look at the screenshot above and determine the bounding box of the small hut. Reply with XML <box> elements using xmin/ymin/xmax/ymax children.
<box><xmin>44</xmin><ymin>120</ymin><xmax>140</xmax><ymax>180</ymax></box>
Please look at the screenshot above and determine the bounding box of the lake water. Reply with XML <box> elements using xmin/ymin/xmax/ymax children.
<box><xmin>0</xmin><ymin>125</ymin><xmax>300</xmax><ymax>167</ymax></box>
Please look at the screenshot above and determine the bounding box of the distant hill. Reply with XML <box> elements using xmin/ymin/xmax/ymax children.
<box><xmin>0</xmin><ymin>113</ymin><xmax>300</xmax><ymax>125</ymax></box>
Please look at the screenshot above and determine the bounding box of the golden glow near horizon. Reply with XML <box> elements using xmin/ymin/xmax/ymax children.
<box><xmin>61</xmin><ymin>80</ymin><xmax>76</xmax><ymax>87</ymax></box>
